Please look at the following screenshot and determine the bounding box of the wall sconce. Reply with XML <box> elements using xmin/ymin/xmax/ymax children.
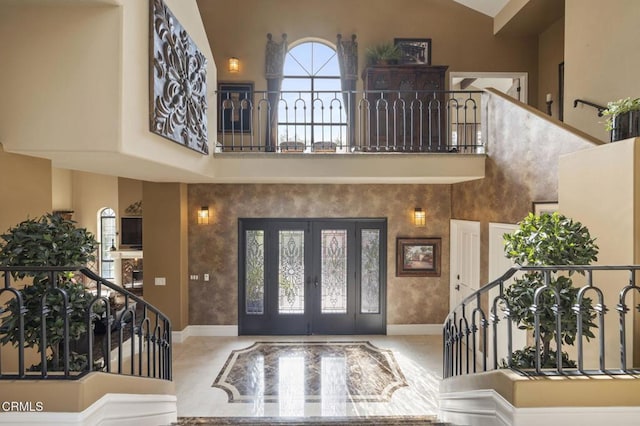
<box><xmin>414</xmin><ymin>208</ymin><xmax>426</xmax><ymax>227</ymax></box>
<box><xmin>228</xmin><ymin>57</ymin><xmax>239</xmax><ymax>73</ymax></box>
<box><xmin>197</xmin><ymin>206</ymin><xmax>210</xmax><ymax>225</ymax></box>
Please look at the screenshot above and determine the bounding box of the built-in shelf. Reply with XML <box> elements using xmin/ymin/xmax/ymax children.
<box><xmin>109</xmin><ymin>249</ymin><xmax>143</xmax><ymax>260</ymax></box>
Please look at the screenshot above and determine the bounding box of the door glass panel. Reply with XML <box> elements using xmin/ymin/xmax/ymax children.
<box><xmin>245</xmin><ymin>230</ymin><xmax>265</xmax><ymax>315</ymax></box>
<box><xmin>278</xmin><ymin>230</ymin><xmax>305</xmax><ymax>314</ymax></box>
<box><xmin>321</xmin><ymin>230</ymin><xmax>347</xmax><ymax>314</ymax></box>
<box><xmin>361</xmin><ymin>229</ymin><xmax>380</xmax><ymax>313</ymax></box>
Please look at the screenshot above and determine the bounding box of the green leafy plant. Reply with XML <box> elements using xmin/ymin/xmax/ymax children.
<box><xmin>502</xmin><ymin>212</ymin><xmax>599</xmax><ymax>368</ymax></box>
<box><xmin>601</xmin><ymin>97</ymin><xmax>640</xmax><ymax>131</ymax></box>
<box><xmin>0</xmin><ymin>213</ymin><xmax>98</xmax><ymax>371</ymax></box>
<box><xmin>503</xmin><ymin>346</ymin><xmax>576</xmax><ymax>369</ymax></box>
<box><xmin>365</xmin><ymin>43</ymin><xmax>402</xmax><ymax>65</ymax></box>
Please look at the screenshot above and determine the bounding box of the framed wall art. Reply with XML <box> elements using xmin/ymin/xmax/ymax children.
<box><xmin>396</xmin><ymin>237</ymin><xmax>441</xmax><ymax>277</ymax></box>
<box><xmin>532</xmin><ymin>201</ymin><xmax>559</xmax><ymax>215</ymax></box>
<box><xmin>217</xmin><ymin>82</ymin><xmax>253</xmax><ymax>133</ymax></box>
<box><xmin>394</xmin><ymin>38</ymin><xmax>432</xmax><ymax>65</ymax></box>
<box><xmin>149</xmin><ymin>0</ymin><xmax>208</xmax><ymax>154</ymax></box>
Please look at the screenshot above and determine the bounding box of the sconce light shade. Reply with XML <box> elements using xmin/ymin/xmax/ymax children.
<box><xmin>228</xmin><ymin>57</ymin><xmax>239</xmax><ymax>73</ymax></box>
<box><xmin>198</xmin><ymin>206</ymin><xmax>210</xmax><ymax>225</ymax></box>
<box><xmin>414</xmin><ymin>207</ymin><xmax>426</xmax><ymax>227</ymax></box>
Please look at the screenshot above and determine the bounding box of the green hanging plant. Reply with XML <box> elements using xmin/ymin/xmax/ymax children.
<box><xmin>601</xmin><ymin>97</ymin><xmax>640</xmax><ymax>131</ymax></box>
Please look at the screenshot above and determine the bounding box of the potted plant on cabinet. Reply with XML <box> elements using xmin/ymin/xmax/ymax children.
<box><xmin>0</xmin><ymin>213</ymin><xmax>98</xmax><ymax>371</ymax></box>
<box><xmin>602</xmin><ymin>97</ymin><xmax>640</xmax><ymax>142</ymax></box>
<box><xmin>502</xmin><ymin>212</ymin><xmax>599</xmax><ymax>368</ymax></box>
<box><xmin>365</xmin><ymin>42</ymin><xmax>402</xmax><ymax>66</ymax></box>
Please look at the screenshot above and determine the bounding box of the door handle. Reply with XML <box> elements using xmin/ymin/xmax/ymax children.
<box><xmin>314</xmin><ymin>278</ymin><xmax>319</xmax><ymax>288</ymax></box>
<box><xmin>455</xmin><ymin>284</ymin><xmax>460</xmax><ymax>291</ymax></box>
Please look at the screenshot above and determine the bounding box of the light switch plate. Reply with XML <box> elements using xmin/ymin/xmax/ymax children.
<box><xmin>155</xmin><ymin>277</ymin><xmax>166</xmax><ymax>286</ymax></box>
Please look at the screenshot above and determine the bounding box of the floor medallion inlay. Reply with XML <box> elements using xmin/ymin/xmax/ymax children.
<box><xmin>212</xmin><ymin>341</ymin><xmax>408</xmax><ymax>403</ymax></box>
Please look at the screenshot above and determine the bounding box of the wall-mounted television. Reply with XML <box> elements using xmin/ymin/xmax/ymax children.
<box><xmin>120</xmin><ymin>217</ymin><xmax>142</xmax><ymax>249</ymax></box>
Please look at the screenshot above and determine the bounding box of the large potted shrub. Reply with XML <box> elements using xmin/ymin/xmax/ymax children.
<box><xmin>602</xmin><ymin>97</ymin><xmax>640</xmax><ymax>142</ymax></box>
<box><xmin>503</xmin><ymin>212</ymin><xmax>599</xmax><ymax>368</ymax></box>
<box><xmin>0</xmin><ymin>213</ymin><xmax>98</xmax><ymax>371</ymax></box>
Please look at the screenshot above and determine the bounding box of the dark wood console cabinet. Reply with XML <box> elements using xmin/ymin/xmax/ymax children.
<box><xmin>361</xmin><ymin>64</ymin><xmax>448</xmax><ymax>151</ymax></box>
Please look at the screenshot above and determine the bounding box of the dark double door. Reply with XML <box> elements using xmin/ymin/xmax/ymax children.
<box><xmin>239</xmin><ymin>218</ymin><xmax>387</xmax><ymax>335</ymax></box>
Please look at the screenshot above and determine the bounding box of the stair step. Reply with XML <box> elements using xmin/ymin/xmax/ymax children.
<box><xmin>175</xmin><ymin>416</ymin><xmax>452</xmax><ymax>425</ymax></box>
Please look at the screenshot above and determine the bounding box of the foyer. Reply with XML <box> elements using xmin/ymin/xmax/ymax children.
<box><xmin>173</xmin><ymin>335</ymin><xmax>443</xmax><ymax>421</ymax></box>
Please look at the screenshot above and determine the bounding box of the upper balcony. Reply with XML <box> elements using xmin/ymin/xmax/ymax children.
<box><xmin>0</xmin><ymin>0</ymin><xmax>484</xmax><ymax>184</ymax></box>
<box><xmin>211</xmin><ymin>88</ymin><xmax>486</xmax><ymax>184</ymax></box>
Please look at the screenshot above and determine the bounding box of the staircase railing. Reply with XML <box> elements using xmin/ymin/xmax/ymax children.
<box><xmin>573</xmin><ymin>98</ymin><xmax>607</xmax><ymax>117</ymax></box>
<box><xmin>443</xmin><ymin>265</ymin><xmax>640</xmax><ymax>379</ymax></box>
<box><xmin>0</xmin><ymin>266</ymin><xmax>171</xmax><ymax>381</ymax></box>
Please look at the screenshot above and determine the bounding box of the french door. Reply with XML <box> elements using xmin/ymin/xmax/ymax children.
<box><xmin>238</xmin><ymin>218</ymin><xmax>387</xmax><ymax>335</ymax></box>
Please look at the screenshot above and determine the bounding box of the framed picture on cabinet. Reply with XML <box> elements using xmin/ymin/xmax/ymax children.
<box><xmin>532</xmin><ymin>201</ymin><xmax>559</xmax><ymax>216</ymax></box>
<box><xmin>217</xmin><ymin>82</ymin><xmax>253</xmax><ymax>133</ymax></box>
<box><xmin>396</xmin><ymin>237</ymin><xmax>441</xmax><ymax>277</ymax></box>
<box><xmin>394</xmin><ymin>38</ymin><xmax>432</xmax><ymax>65</ymax></box>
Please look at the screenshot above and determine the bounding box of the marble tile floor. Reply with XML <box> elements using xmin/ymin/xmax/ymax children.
<box><xmin>173</xmin><ymin>335</ymin><xmax>444</xmax><ymax>422</ymax></box>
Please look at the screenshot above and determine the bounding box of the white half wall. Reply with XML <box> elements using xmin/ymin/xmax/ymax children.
<box><xmin>440</xmin><ymin>389</ymin><xmax>640</xmax><ymax>426</ymax></box>
<box><xmin>0</xmin><ymin>394</ymin><xmax>177</xmax><ymax>426</ymax></box>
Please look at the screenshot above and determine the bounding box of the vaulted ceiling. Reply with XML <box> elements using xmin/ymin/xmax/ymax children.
<box><xmin>452</xmin><ymin>0</ymin><xmax>509</xmax><ymax>17</ymax></box>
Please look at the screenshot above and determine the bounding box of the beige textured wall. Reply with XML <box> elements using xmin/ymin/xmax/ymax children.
<box><xmin>51</xmin><ymin>168</ymin><xmax>73</xmax><ymax>212</ymax></box>
<box><xmin>452</xmin><ymin>90</ymin><xmax>601</xmax><ymax>285</ymax></box>
<box><xmin>538</xmin><ymin>18</ymin><xmax>564</xmax><ymax>119</ymax></box>
<box><xmin>0</xmin><ymin>3</ymin><xmax>121</xmax><ymax>153</ymax></box>
<box><xmin>71</xmin><ymin>171</ymin><xmax>118</xmax><ymax>239</ymax></box>
<box><xmin>0</xmin><ymin>145</ymin><xmax>52</xmax><ymax>373</ymax></box>
<box><xmin>120</xmin><ymin>0</ymin><xmax>218</xmax><ymax>176</ymax></box>
<box><xmin>564</xmin><ymin>0</ymin><xmax>640</xmax><ymax>142</ymax></box>
<box><xmin>197</xmin><ymin>0</ymin><xmax>538</xmax><ymax>102</ymax></box>
<box><xmin>143</xmin><ymin>183</ymin><xmax>189</xmax><ymax>330</ymax></box>
<box><xmin>559</xmin><ymin>138</ymin><xmax>639</xmax><ymax>368</ymax></box>
<box><xmin>118</xmin><ymin>178</ymin><xmax>143</xmax><ymax>218</ymax></box>
<box><xmin>0</xmin><ymin>1</ymin><xmax>218</xmax><ymax>182</ymax></box>
<box><xmin>0</xmin><ymin>146</ymin><xmax>52</xmax><ymax>232</ymax></box>
<box><xmin>188</xmin><ymin>184</ymin><xmax>451</xmax><ymax>326</ymax></box>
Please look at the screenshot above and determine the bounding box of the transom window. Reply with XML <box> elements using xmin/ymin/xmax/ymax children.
<box><xmin>278</xmin><ymin>41</ymin><xmax>347</xmax><ymax>148</ymax></box>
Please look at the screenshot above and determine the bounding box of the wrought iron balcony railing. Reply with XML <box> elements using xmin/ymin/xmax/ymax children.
<box><xmin>0</xmin><ymin>266</ymin><xmax>171</xmax><ymax>381</ymax></box>
<box><xmin>443</xmin><ymin>265</ymin><xmax>640</xmax><ymax>379</ymax></box>
<box><xmin>217</xmin><ymin>89</ymin><xmax>484</xmax><ymax>154</ymax></box>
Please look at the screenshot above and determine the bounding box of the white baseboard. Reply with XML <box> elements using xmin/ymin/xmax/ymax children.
<box><xmin>0</xmin><ymin>394</ymin><xmax>177</xmax><ymax>425</ymax></box>
<box><xmin>439</xmin><ymin>389</ymin><xmax>640</xmax><ymax>426</ymax></box>
<box><xmin>387</xmin><ymin>324</ymin><xmax>442</xmax><ymax>335</ymax></box>
<box><xmin>439</xmin><ymin>389</ymin><xmax>512</xmax><ymax>426</ymax></box>
<box><xmin>173</xmin><ymin>325</ymin><xmax>238</xmax><ymax>342</ymax></box>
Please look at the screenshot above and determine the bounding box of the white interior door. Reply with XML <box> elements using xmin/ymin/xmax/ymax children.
<box><xmin>487</xmin><ymin>223</ymin><xmax>527</xmax><ymax>365</ymax></box>
<box><xmin>449</xmin><ymin>220</ymin><xmax>480</xmax><ymax>313</ymax></box>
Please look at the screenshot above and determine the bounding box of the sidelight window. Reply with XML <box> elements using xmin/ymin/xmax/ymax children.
<box><xmin>99</xmin><ymin>208</ymin><xmax>116</xmax><ymax>279</ymax></box>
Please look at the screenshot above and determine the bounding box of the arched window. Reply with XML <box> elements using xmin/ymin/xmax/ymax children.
<box><xmin>278</xmin><ymin>41</ymin><xmax>347</xmax><ymax>150</ymax></box>
<box><xmin>100</xmin><ymin>208</ymin><xmax>116</xmax><ymax>279</ymax></box>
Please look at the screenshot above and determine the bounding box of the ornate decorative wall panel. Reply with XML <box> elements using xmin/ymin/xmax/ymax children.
<box><xmin>150</xmin><ymin>0</ymin><xmax>208</xmax><ymax>154</ymax></box>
